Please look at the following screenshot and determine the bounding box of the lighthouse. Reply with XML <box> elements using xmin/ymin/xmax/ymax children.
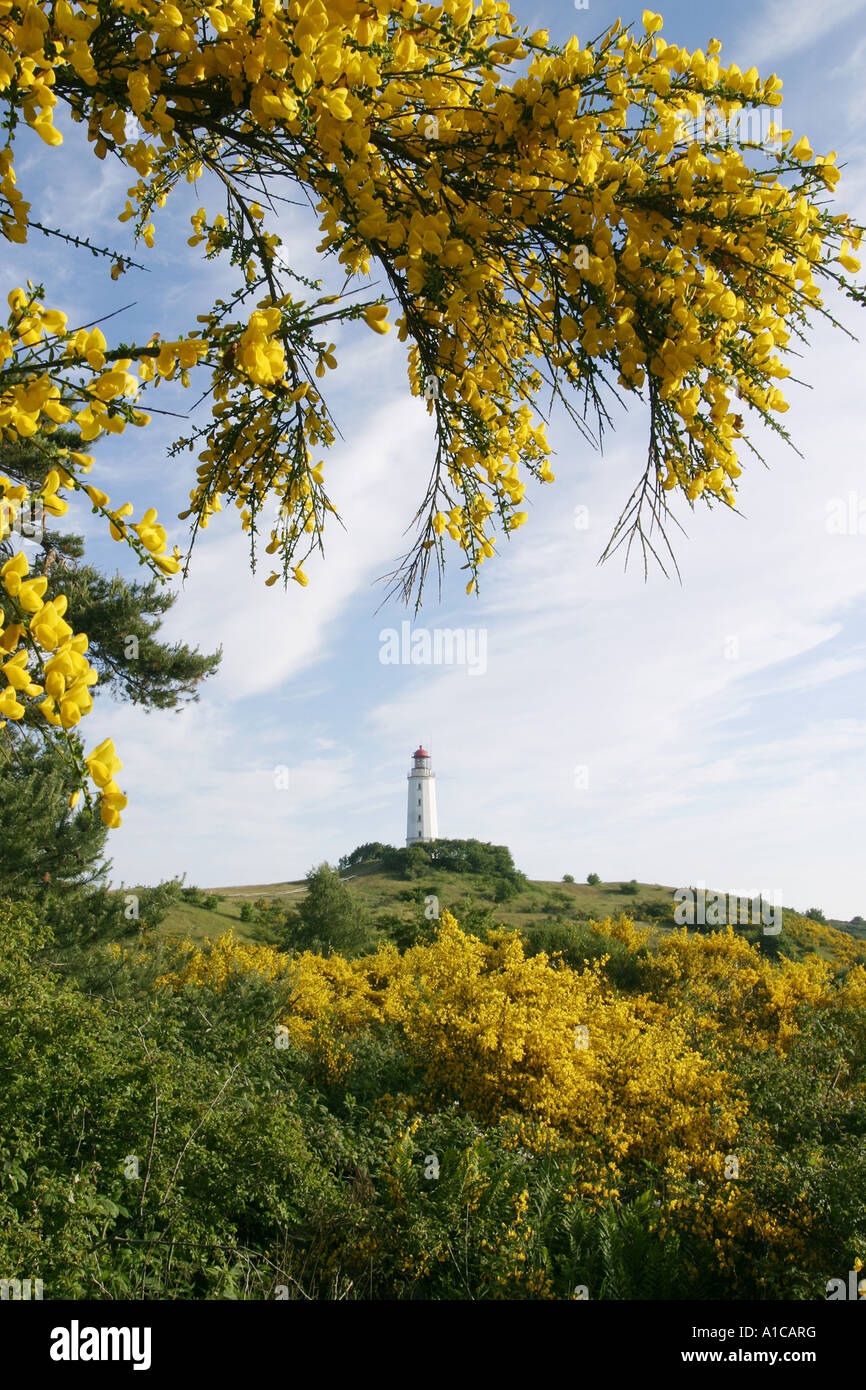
<box><xmin>406</xmin><ymin>745</ymin><xmax>438</xmax><ymax>846</ymax></box>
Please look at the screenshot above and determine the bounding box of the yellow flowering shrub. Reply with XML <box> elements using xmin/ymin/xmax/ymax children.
<box><xmin>837</xmin><ymin>963</ymin><xmax>866</xmax><ymax>1009</ymax></box>
<box><xmin>646</xmin><ymin>924</ymin><xmax>843</xmax><ymax>1053</ymax></box>
<box><xmin>160</xmin><ymin>913</ymin><xmax>744</xmax><ymax>1198</ymax></box>
<box><xmin>157</xmin><ymin>929</ymin><xmax>291</xmax><ymax>989</ymax></box>
<box><xmin>154</xmin><ymin>905</ymin><xmax>866</xmax><ymax>1279</ymax></box>
<box><xmin>779</xmin><ymin>911</ymin><xmax>866</xmax><ymax>968</ymax></box>
<box><xmin>588</xmin><ymin>912</ymin><xmax>651</xmax><ymax>952</ymax></box>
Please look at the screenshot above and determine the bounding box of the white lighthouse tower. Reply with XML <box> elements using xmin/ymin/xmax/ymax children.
<box><xmin>406</xmin><ymin>745</ymin><xmax>438</xmax><ymax>846</ymax></box>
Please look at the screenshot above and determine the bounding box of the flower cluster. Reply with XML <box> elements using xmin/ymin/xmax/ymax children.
<box><xmin>0</xmin><ymin>529</ymin><xmax>127</xmax><ymax>822</ymax></box>
<box><xmin>0</xmin><ymin>1</ymin><xmax>860</xmax><ymax>608</ymax></box>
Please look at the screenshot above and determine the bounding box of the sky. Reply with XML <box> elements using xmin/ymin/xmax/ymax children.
<box><xmin>3</xmin><ymin>0</ymin><xmax>866</xmax><ymax>917</ymax></box>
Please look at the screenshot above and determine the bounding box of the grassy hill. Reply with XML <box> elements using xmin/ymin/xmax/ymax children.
<box><xmin>157</xmin><ymin>872</ymin><xmax>675</xmax><ymax>942</ymax></box>
<box><xmin>154</xmin><ymin>866</ymin><xmax>866</xmax><ymax>967</ymax></box>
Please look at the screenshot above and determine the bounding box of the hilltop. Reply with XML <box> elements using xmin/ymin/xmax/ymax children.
<box><xmin>153</xmin><ymin>841</ymin><xmax>866</xmax><ymax>968</ymax></box>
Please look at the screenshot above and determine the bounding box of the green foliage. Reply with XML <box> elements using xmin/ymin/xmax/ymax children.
<box><xmin>523</xmin><ymin>920</ymin><xmax>649</xmax><ymax>991</ymax></box>
<box><xmin>281</xmin><ymin>863</ymin><xmax>379</xmax><ymax>958</ymax></box>
<box><xmin>619</xmin><ymin>880</ymin><xmax>640</xmax><ymax>896</ymax></box>
<box><xmin>636</xmin><ymin>898</ymin><xmax>677</xmax><ymax>928</ymax></box>
<box><xmin>0</xmin><ymin>735</ymin><xmax>183</xmax><ymax>951</ymax></box>
<box><xmin>565</xmin><ymin>1193</ymin><xmax>695</xmax><ymax>1301</ymax></box>
<box><xmin>181</xmin><ymin>886</ymin><xmax>221</xmax><ymax>910</ymax></box>
<box><xmin>338</xmin><ymin>842</ymin><xmax>390</xmax><ymax>872</ymax></box>
<box><xmin>587</xmin><ymin>873</ymin><xmax>601</xmax><ymax>886</ymax></box>
<box><xmin>562</xmin><ymin>874</ymin><xmax>575</xmax><ymax>883</ymax></box>
<box><xmin>0</xmin><ymin>901</ymin><xmax>347</xmax><ymax>1299</ymax></box>
<box><xmin>398</xmin><ymin>882</ymin><xmax>438</xmax><ymax>905</ymax></box>
<box><xmin>0</xmin><ymin>732</ymin><xmax>108</xmax><ymax>901</ymax></box>
<box><xmin>2</xmin><ymin>888</ymin><xmax>863</xmax><ymax>1301</ymax></box>
<box><xmin>725</xmin><ymin>1007</ymin><xmax>866</xmax><ymax>1297</ymax></box>
<box><xmin>380</xmin><ymin>838</ymin><xmax>525</xmax><ymax>886</ymax></box>
<box><xmin>448</xmin><ymin>896</ymin><xmax>500</xmax><ymax>940</ymax></box>
<box><xmin>805</xmin><ymin>907</ymin><xmax>827</xmax><ymax>924</ymax></box>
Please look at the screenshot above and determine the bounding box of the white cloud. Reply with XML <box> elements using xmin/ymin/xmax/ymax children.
<box><xmin>736</xmin><ymin>0</ymin><xmax>866</xmax><ymax>67</ymax></box>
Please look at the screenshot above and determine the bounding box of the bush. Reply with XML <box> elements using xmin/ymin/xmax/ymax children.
<box><xmin>562</xmin><ymin>874</ymin><xmax>575</xmax><ymax>883</ymax></box>
<box><xmin>398</xmin><ymin>884</ymin><xmax>440</xmax><ymax>909</ymax></box>
<box><xmin>239</xmin><ymin>901</ymin><xmax>254</xmax><ymax>923</ymax></box>
<box><xmin>587</xmin><ymin>873</ymin><xmax>601</xmax><ymax>886</ymax></box>
<box><xmin>636</xmin><ymin>900</ymin><xmax>676</xmax><ymax>928</ymax></box>
<box><xmin>29</xmin><ymin>878</ymin><xmax>185</xmax><ymax>958</ymax></box>
<box><xmin>493</xmin><ymin>876</ymin><xmax>519</xmax><ymax>903</ymax></box>
<box><xmin>619</xmin><ymin>880</ymin><xmax>640</xmax><ymax>896</ymax></box>
<box><xmin>375</xmin><ymin>909</ymin><xmax>436</xmax><ymax>952</ymax></box>
<box><xmin>805</xmin><ymin>907</ymin><xmax>827</xmax><ymax>924</ymax></box>
<box><xmin>450</xmin><ymin>896</ymin><xmax>498</xmax><ymax>938</ymax></box>
<box><xmin>180</xmin><ymin>885</ymin><xmax>213</xmax><ymax>907</ymax></box>
<box><xmin>523</xmin><ymin>920</ymin><xmax>648</xmax><ymax>990</ymax></box>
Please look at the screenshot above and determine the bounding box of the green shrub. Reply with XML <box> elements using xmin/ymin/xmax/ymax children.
<box><xmin>493</xmin><ymin>876</ymin><xmax>519</xmax><ymax>902</ymax></box>
<box><xmin>523</xmin><ymin>920</ymin><xmax>648</xmax><ymax>990</ymax></box>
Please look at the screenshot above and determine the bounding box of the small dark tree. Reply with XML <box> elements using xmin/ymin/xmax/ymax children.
<box><xmin>587</xmin><ymin>873</ymin><xmax>601</xmax><ymax>887</ymax></box>
<box><xmin>282</xmin><ymin>863</ymin><xmax>376</xmax><ymax>958</ymax></box>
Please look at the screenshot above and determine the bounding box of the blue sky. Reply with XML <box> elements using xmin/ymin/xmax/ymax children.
<box><xmin>4</xmin><ymin>0</ymin><xmax>866</xmax><ymax>916</ymax></box>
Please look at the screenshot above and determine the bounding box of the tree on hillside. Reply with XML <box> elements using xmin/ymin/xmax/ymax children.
<box><xmin>282</xmin><ymin>862</ymin><xmax>376</xmax><ymax>957</ymax></box>
<box><xmin>0</xmin><ymin>3</ymin><xmax>863</xmax><ymax>824</ymax></box>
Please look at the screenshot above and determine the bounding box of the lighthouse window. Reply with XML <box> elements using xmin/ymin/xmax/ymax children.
<box><xmin>418</xmin><ymin>814</ymin><xmax>422</xmax><ymax>823</ymax></box>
